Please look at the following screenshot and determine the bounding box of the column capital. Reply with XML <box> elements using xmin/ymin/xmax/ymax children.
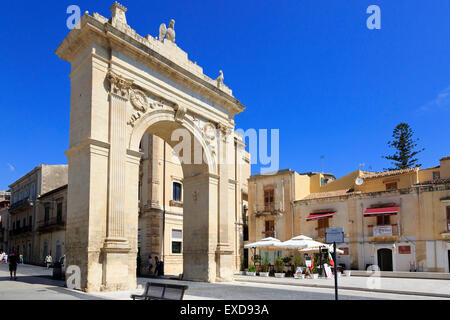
<box><xmin>106</xmin><ymin>70</ymin><xmax>133</xmax><ymax>99</ymax></box>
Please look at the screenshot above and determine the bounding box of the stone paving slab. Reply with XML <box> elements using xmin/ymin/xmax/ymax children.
<box><xmin>233</xmin><ymin>274</ymin><xmax>450</xmax><ymax>298</ymax></box>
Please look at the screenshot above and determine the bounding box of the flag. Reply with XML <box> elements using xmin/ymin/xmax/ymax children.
<box><xmin>310</xmin><ymin>255</ymin><xmax>314</xmax><ymax>270</ymax></box>
<box><xmin>328</xmin><ymin>251</ymin><xmax>335</xmax><ymax>268</ymax></box>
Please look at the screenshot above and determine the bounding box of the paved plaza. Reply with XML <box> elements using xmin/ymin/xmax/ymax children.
<box><xmin>0</xmin><ymin>264</ymin><xmax>448</xmax><ymax>300</ymax></box>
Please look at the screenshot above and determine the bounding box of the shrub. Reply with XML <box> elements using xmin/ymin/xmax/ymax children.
<box><xmin>248</xmin><ymin>265</ymin><xmax>256</xmax><ymax>272</ymax></box>
<box><xmin>261</xmin><ymin>258</ymin><xmax>269</xmax><ymax>272</ymax></box>
<box><xmin>293</xmin><ymin>254</ymin><xmax>304</xmax><ymax>269</ymax></box>
<box><xmin>283</xmin><ymin>256</ymin><xmax>292</xmax><ymax>264</ymax></box>
<box><xmin>274</xmin><ymin>257</ymin><xmax>284</xmax><ymax>273</ymax></box>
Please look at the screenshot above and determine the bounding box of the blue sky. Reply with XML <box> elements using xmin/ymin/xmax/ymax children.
<box><xmin>1</xmin><ymin>0</ymin><xmax>449</xmax><ymax>189</ymax></box>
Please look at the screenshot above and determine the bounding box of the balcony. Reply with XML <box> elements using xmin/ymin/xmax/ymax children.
<box><xmin>9</xmin><ymin>197</ymin><xmax>33</xmax><ymax>213</ymax></box>
<box><xmin>37</xmin><ymin>217</ymin><xmax>65</xmax><ymax>233</ymax></box>
<box><xmin>368</xmin><ymin>224</ymin><xmax>399</xmax><ymax>242</ymax></box>
<box><xmin>261</xmin><ymin>231</ymin><xmax>276</xmax><ymax>238</ymax></box>
<box><xmin>254</xmin><ymin>204</ymin><xmax>284</xmax><ymax>217</ymax></box>
<box><xmin>9</xmin><ymin>226</ymin><xmax>32</xmax><ymax>237</ymax></box>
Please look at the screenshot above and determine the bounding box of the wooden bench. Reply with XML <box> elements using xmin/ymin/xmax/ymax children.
<box><xmin>131</xmin><ymin>282</ymin><xmax>188</xmax><ymax>300</ymax></box>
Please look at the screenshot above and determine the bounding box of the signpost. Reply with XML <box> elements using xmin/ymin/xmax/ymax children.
<box><xmin>326</xmin><ymin>227</ymin><xmax>344</xmax><ymax>301</ymax></box>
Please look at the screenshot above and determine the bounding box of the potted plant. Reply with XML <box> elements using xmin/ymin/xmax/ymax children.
<box><xmin>259</xmin><ymin>258</ymin><xmax>270</xmax><ymax>277</ymax></box>
<box><xmin>274</xmin><ymin>257</ymin><xmax>285</xmax><ymax>278</ymax></box>
<box><xmin>246</xmin><ymin>265</ymin><xmax>256</xmax><ymax>276</ymax></box>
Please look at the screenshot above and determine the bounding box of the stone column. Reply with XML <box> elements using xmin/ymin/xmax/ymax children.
<box><xmin>215</xmin><ymin>125</ymin><xmax>234</xmax><ymax>281</ymax></box>
<box><xmin>182</xmin><ymin>173</ymin><xmax>218</xmax><ymax>282</ymax></box>
<box><xmin>101</xmin><ymin>70</ymin><xmax>133</xmax><ymax>290</ymax></box>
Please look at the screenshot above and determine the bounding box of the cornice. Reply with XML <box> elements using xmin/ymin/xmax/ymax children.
<box><xmin>55</xmin><ymin>13</ymin><xmax>245</xmax><ymax>117</ymax></box>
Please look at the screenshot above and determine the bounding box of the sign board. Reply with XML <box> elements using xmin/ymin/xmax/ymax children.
<box><xmin>323</xmin><ymin>263</ymin><xmax>333</xmax><ymax>278</ymax></box>
<box><xmin>305</xmin><ymin>257</ymin><xmax>312</xmax><ymax>268</ymax></box>
<box><xmin>326</xmin><ymin>227</ymin><xmax>344</xmax><ymax>243</ymax></box>
<box><xmin>373</xmin><ymin>225</ymin><xmax>392</xmax><ymax>237</ymax></box>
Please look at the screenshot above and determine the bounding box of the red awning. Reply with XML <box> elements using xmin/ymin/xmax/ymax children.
<box><xmin>363</xmin><ymin>206</ymin><xmax>399</xmax><ymax>217</ymax></box>
<box><xmin>306</xmin><ymin>211</ymin><xmax>336</xmax><ymax>221</ymax></box>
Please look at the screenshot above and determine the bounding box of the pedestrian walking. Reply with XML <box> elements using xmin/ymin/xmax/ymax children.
<box><xmin>148</xmin><ymin>255</ymin><xmax>153</xmax><ymax>275</ymax></box>
<box><xmin>154</xmin><ymin>256</ymin><xmax>160</xmax><ymax>276</ymax></box>
<box><xmin>0</xmin><ymin>251</ymin><xmax>4</xmax><ymax>264</ymax></box>
<box><xmin>8</xmin><ymin>252</ymin><xmax>18</xmax><ymax>280</ymax></box>
<box><xmin>136</xmin><ymin>254</ymin><xmax>141</xmax><ymax>277</ymax></box>
<box><xmin>19</xmin><ymin>254</ymin><xmax>23</xmax><ymax>264</ymax></box>
<box><xmin>45</xmin><ymin>253</ymin><xmax>53</xmax><ymax>269</ymax></box>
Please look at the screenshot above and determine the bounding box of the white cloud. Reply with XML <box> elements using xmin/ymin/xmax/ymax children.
<box><xmin>7</xmin><ymin>163</ymin><xmax>15</xmax><ymax>172</ymax></box>
<box><xmin>420</xmin><ymin>86</ymin><xmax>450</xmax><ymax>111</ymax></box>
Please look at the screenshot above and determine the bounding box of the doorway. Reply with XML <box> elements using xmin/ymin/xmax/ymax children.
<box><xmin>377</xmin><ymin>248</ymin><xmax>393</xmax><ymax>271</ymax></box>
<box><xmin>448</xmin><ymin>250</ymin><xmax>450</xmax><ymax>273</ymax></box>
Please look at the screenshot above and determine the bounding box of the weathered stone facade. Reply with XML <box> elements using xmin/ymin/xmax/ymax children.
<box><xmin>56</xmin><ymin>3</ymin><xmax>249</xmax><ymax>292</ymax></box>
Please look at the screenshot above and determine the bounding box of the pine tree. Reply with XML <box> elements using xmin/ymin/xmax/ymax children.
<box><xmin>382</xmin><ymin>123</ymin><xmax>424</xmax><ymax>170</ymax></box>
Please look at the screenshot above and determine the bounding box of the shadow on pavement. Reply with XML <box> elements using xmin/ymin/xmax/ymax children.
<box><xmin>136</xmin><ymin>277</ymin><xmax>384</xmax><ymax>300</ymax></box>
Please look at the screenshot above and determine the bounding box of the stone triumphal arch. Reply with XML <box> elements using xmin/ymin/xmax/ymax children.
<box><xmin>56</xmin><ymin>2</ymin><xmax>248</xmax><ymax>292</ymax></box>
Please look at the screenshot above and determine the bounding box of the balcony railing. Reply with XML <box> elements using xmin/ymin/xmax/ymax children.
<box><xmin>254</xmin><ymin>204</ymin><xmax>284</xmax><ymax>217</ymax></box>
<box><xmin>37</xmin><ymin>217</ymin><xmax>65</xmax><ymax>232</ymax></box>
<box><xmin>9</xmin><ymin>226</ymin><xmax>32</xmax><ymax>236</ymax></box>
<box><xmin>9</xmin><ymin>197</ymin><xmax>33</xmax><ymax>213</ymax></box>
<box><xmin>368</xmin><ymin>224</ymin><xmax>399</xmax><ymax>237</ymax></box>
<box><xmin>262</xmin><ymin>231</ymin><xmax>276</xmax><ymax>238</ymax></box>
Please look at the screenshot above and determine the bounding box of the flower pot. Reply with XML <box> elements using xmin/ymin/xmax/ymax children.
<box><xmin>312</xmin><ymin>273</ymin><xmax>319</xmax><ymax>279</ymax></box>
<box><xmin>239</xmin><ymin>271</ymin><xmax>246</xmax><ymax>275</ymax></box>
<box><xmin>246</xmin><ymin>271</ymin><xmax>256</xmax><ymax>276</ymax></box>
<box><xmin>259</xmin><ymin>272</ymin><xmax>269</xmax><ymax>277</ymax></box>
<box><xmin>274</xmin><ymin>273</ymin><xmax>285</xmax><ymax>278</ymax></box>
<box><xmin>344</xmin><ymin>270</ymin><xmax>351</xmax><ymax>277</ymax></box>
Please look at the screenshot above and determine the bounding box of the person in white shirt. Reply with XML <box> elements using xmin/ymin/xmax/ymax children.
<box><xmin>45</xmin><ymin>254</ymin><xmax>53</xmax><ymax>269</ymax></box>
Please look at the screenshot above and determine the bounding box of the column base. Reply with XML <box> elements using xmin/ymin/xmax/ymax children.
<box><xmin>100</xmin><ymin>238</ymin><xmax>134</xmax><ymax>291</ymax></box>
<box><xmin>216</xmin><ymin>244</ymin><xmax>234</xmax><ymax>282</ymax></box>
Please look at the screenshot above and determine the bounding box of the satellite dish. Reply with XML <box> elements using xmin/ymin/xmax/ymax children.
<box><xmin>355</xmin><ymin>177</ymin><xmax>364</xmax><ymax>186</ymax></box>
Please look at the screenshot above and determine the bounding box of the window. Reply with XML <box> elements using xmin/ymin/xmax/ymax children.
<box><xmin>57</xmin><ymin>202</ymin><xmax>63</xmax><ymax>223</ymax></box>
<box><xmin>398</xmin><ymin>246</ymin><xmax>411</xmax><ymax>254</ymax></box>
<box><xmin>385</xmin><ymin>182</ymin><xmax>397</xmax><ymax>190</ymax></box>
<box><xmin>377</xmin><ymin>215</ymin><xmax>391</xmax><ymax>226</ymax></box>
<box><xmin>433</xmin><ymin>171</ymin><xmax>440</xmax><ymax>181</ymax></box>
<box><xmin>264</xmin><ymin>189</ymin><xmax>274</xmax><ymax>210</ymax></box>
<box><xmin>317</xmin><ymin>218</ymin><xmax>329</xmax><ymax>237</ymax></box>
<box><xmin>173</xmin><ymin>182</ymin><xmax>182</xmax><ymax>202</ymax></box>
<box><xmin>265</xmin><ymin>220</ymin><xmax>274</xmax><ymax>233</ymax></box>
<box><xmin>447</xmin><ymin>206</ymin><xmax>450</xmax><ymax>232</ymax></box>
<box><xmin>171</xmin><ymin>229</ymin><xmax>182</xmax><ymax>254</ymax></box>
<box><xmin>44</xmin><ymin>206</ymin><xmax>50</xmax><ymax>222</ymax></box>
